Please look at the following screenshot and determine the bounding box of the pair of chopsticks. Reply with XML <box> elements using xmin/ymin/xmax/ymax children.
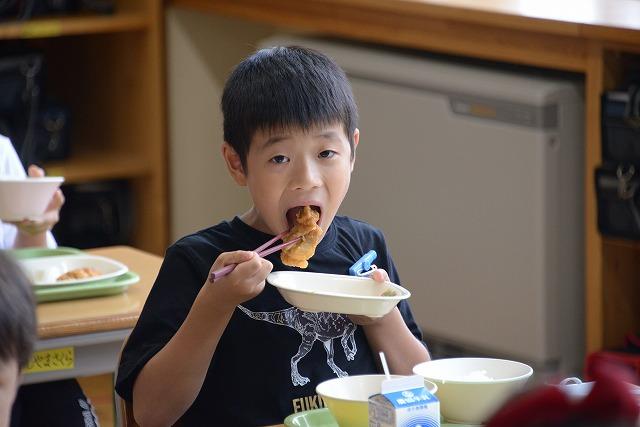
<box><xmin>208</xmin><ymin>231</ymin><xmax>301</xmax><ymax>282</ymax></box>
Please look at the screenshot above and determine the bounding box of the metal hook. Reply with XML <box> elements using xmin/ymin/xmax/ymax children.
<box><xmin>617</xmin><ymin>165</ymin><xmax>636</xmax><ymax>200</ymax></box>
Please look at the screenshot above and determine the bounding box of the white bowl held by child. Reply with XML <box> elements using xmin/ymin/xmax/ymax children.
<box><xmin>0</xmin><ymin>177</ymin><xmax>64</xmax><ymax>221</ymax></box>
<box><xmin>267</xmin><ymin>271</ymin><xmax>410</xmax><ymax>318</ymax></box>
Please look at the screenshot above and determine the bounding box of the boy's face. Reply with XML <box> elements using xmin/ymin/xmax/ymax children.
<box><xmin>224</xmin><ymin>123</ymin><xmax>359</xmax><ymax>237</ymax></box>
<box><xmin>0</xmin><ymin>358</ymin><xmax>19</xmax><ymax>427</ymax></box>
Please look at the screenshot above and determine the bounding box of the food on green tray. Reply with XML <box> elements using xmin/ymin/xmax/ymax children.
<box><xmin>56</xmin><ymin>267</ymin><xmax>100</xmax><ymax>281</ymax></box>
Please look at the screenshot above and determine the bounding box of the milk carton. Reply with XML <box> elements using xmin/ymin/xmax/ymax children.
<box><xmin>368</xmin><ymin>375</ymin><xmax>440</xmax><ymax>427</ymax></box>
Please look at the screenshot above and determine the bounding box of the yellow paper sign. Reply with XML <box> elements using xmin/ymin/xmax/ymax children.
<box><xmin>24</xmin><ymin>347</ymin><xmax>74</xmax><ymax>374</ymax></box>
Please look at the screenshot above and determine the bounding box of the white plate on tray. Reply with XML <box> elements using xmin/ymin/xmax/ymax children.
<box><xmin>267</xmin><ymin>271</ymin><xmax>410</xmax><ymax>317</ymax></box>
<box><xmin>19</xmin><ymin>254</ymin><xmax>129</xmax><ymax>286</ymax></box>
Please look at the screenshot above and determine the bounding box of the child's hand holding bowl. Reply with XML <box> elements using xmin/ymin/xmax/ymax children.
<box><xmin>8</xmin><ymin>165</ymin><xmax>65</xmax><ymax>237</ymax></box>
<box><xmin>348</xmin><ymin>268</ymin><xmax>394</xmax><ymax>326</ymax></box>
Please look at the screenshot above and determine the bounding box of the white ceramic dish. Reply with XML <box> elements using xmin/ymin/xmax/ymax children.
<box><xmin>19</xmin><ymin>254</ymin><xmax>129</xmax><ymax>286</ymax></box>
<box><xmin>0</xmin><ymin>177</ymin><xmax>64</xmax><ymax>221</ymax></box>
<box><xmin>413</xmin><ymin>357</ymin><xmax>533</xmax><ymax>424</ymax></box>
<box><xmin>267</xmin><ymin>271</ymin><xmax>410</xmax><ymax>317</ymax></box>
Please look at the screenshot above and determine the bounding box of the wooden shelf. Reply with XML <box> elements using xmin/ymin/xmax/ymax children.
<box><xmin>603</xmin><ymin>237</ymin><xmax>640</xmax><ymax>251</ymax></box>
<box><xmin>0</xmin><ymin>13</ymin><xmax>148</xmax><ymax>40</ymax></box>
<box><xmin>0</xmin><ymin>0</ymin><xmax>168</xmax><ymax>255</ymax></box>
<box><xmin>44</xmin><ymin>150</ymin><xmax>150</xmax><ymax>184</ymax></box>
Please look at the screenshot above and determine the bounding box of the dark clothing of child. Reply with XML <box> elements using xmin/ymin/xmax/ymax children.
<box><xmin>11</xmin><ymin>379</ymin><xmax>99</xmax><ymax>427</ymax></box>
<box><xmin>116</xmin><ymin>216</ymin><xmax>424</xmax><ymax>426</ymax></box>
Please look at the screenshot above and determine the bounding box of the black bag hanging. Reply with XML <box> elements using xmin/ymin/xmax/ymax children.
<box><xmin>52</xmin><ymin>181</ymin><xmax>134</xmax><ymax>249</ymax></box>
<box><xmin>601</xmin><ymin>85</ymin><xmax>640</xmax><ymax>167</ymax></box>
<box><xmin>0</xmin><ymin>53</ymin><xmax>43</xmax><ymax>168</ymax></box>
<box><xmin>0</xmin><ymin>0</ymin><xmax>39</xmax><ymax>21</ymax></box>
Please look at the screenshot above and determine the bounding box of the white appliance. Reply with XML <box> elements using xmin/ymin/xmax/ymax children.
<box><xmin>260</xmin><ymin>37</ymin><xmax>585</xmax><ymax>374</ymax></box>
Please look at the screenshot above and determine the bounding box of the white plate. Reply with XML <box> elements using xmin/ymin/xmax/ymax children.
<box><xmin>267</xmin><ymin>271</ymin><xmax>410</xmax><ymax>317</ymax></box>
<box><xmin>19</xmin><ymin>254</ymin><xmax>129</xmax><ymax>286</ymax></box>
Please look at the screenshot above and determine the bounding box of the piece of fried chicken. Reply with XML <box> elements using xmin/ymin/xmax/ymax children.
<box><xmin>56</xmin><ymin>267</ymin><xmax>100</xmax><ymax>281</ymax></box>
<box><xmin>281</xmin><ymin>206</ymin><xmax>323</xmax><ymax>268</ymax></box>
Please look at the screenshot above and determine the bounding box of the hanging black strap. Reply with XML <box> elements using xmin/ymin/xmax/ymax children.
<box><xmin>0</xmin><ymin>54</ymin><xmax>43</xmax><ymax>168</ymax></box>
<box><xmin>18</xmin><ymin>55</ymin><xmax>42</xmax><ymax>167</ymax></box>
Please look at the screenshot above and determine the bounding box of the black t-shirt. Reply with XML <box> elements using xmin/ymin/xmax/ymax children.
<box><xmin>116</xmin><ymin>215</ymin><xmax>424</xmax><ymax>426</ymax></box>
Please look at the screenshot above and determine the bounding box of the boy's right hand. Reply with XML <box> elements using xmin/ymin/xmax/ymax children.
<box><xmin>204</xmin><ymin>251</ymin><xmax>273</xmax><ymax>309</ymax></box>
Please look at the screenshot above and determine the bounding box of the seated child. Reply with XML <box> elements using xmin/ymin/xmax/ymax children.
<box><xmin>0</xmin><ymin>251</ymin><xmax>36</xmax><ymax>427</ymax></box>
<box><xmin>0</xmin><ymin>135</ymin><xmax>99</xmax><ymax>427</ymax></box>
<box><xmin>0</xmin><ymin>135</ymin><xmax>62</xmax><ymax>248</ymax></box>
<box><xmin>116</xmin><ymin>45</ymin><xmax>430</xmax><ymax>426</ymax></box>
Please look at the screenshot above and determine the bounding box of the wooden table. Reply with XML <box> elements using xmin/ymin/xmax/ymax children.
<box><xmin>24</xmin><ymin>246</ymin><xmax>161</xmax><ymax>384</ymax></box>
<box><xmin>172</xmin><ymin>0</ymin><xmax>640</xmax><ymax>355</ymax></box>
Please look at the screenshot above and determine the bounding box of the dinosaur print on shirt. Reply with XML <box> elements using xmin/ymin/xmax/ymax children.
<box><xmin>237</xmin><ymin>305</ymin><xmax>358</xmax><ymax>386</ymax></box>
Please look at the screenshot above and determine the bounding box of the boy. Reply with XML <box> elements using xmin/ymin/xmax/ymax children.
<box><xmin>0</xmin><ymin>251</ymin><xmax>36</xmax><ymax>427</ymax></box>
<box><xmin>116</xmin><ymin>45</ymin><xmax>430</xmax><ymax>426</ymax></box>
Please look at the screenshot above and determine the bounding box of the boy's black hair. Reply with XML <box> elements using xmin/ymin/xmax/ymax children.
<box><xmin>0</xmin><ymin>251</ymin><xmax>36</xmax><ymax>368</ymax></box>
<box><xmin>222</xmin><ymin>45</ymin><xmax>358</xmax><ymax>170</ymax></box>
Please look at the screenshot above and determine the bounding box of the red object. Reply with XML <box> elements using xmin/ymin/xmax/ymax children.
<box><xmin>484</xmin><ymin>387</ymin><xmax>571</xmax><ymax>427</ymax></box>
<box><xmin>485</xmin><ymin>358</ymin><xmax>639</xmax><ymax>427</ymax></box>
<box><xmin>586</xmin><ymin>351</ymin><xmax>640</xmax><ymax>381</ymax></box>
<box><xmin>579</xmin><ymin>361</ymin><xmax>639</xmax><ymax>423</ymax></box>
<box><xmin>626</xmin><ymin>333</ymin><xmax>640</xmax><ymax>350</ymax></box>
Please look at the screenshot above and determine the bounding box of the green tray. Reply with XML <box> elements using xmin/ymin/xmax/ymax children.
<box><xmin>35</xmin><ymin>271</ymin><xmax>140</xmax><ymax>303</ymax></box>
<box><xmin>9</xmin><ymin>246</ymin><xmax>83</xmax><ymax>260</ymax></box>
<box><xmin>284</xmin><ymin>409</ymin><xmax>337</xmax><ymax>427</ymax></box>
<box><xmin>8</xmin><ymin>247</ymin><xmax>140</xmax><ymax>303</ymax></box>
<box><xmin>284</xmin><ymin>408</ymin><xmax>479</xmax><ymax>427</ymax></box>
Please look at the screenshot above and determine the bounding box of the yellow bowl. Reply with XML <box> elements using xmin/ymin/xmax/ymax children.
<box><xmin>413</xmin><ymin>358</ymin><xmax>533</xmax><ymax>424</ymax></box>
<box><xmin>316</xmin><ymin>374</ymin><xmax>437</xmax><ymax>427</ymax></box>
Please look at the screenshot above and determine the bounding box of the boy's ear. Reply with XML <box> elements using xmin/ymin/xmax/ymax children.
<box><xmin>222</xmin><ymin>142</ymin><xmax>247</xmax><ymax>186</ymax></box>
<box><xmin>350</xmin><ymin>128</ymin><xmax>360</xmax><ymax>172</ymax></box>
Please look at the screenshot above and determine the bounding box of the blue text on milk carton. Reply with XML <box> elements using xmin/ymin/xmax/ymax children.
<box><xmin>369</xmin><ymin>377</ymin><xmax>440</xmax><ymax>427</ymax></box>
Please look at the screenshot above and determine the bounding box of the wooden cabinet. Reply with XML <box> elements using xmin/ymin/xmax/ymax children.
<box><xmin>0</xmin><ymin>0</ymin><xmax>168</xmax><ymax>255</ymax></box>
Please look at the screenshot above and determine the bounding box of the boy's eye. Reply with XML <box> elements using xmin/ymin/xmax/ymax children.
<box><xmin>319</xmin><ymin>150</ymin><xmax>336</xmax><ymax>159</ymax></box>
<box><xmin>270</xmin><ymin>155</ymin><xmax>289</xmax><ymax>164</ymax></box>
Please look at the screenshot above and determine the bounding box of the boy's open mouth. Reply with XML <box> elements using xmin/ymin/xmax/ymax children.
<box><xmin>286</xmin><ymin>206</ymin><xmax>321</xmax><ymax>229</ymax></box>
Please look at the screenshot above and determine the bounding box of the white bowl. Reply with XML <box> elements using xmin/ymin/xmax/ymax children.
<box><xmin>267</xmin><ymin>271</ymin><xmax>410</xmax><ymax>317</ymax></box>
<box><xmin>0</xmin><ymin>177</ymin><xmax>64</xmax><ymax>221</ymax></box>
<box><xmin>316</xmin><ymin>374</ymin><xmax>437</xmax><ymax>427</ymax></box>
<box><xmin>413</xmin><ymin>357</ymin><xmax>533</xmax><ymax>424</ymax></box>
